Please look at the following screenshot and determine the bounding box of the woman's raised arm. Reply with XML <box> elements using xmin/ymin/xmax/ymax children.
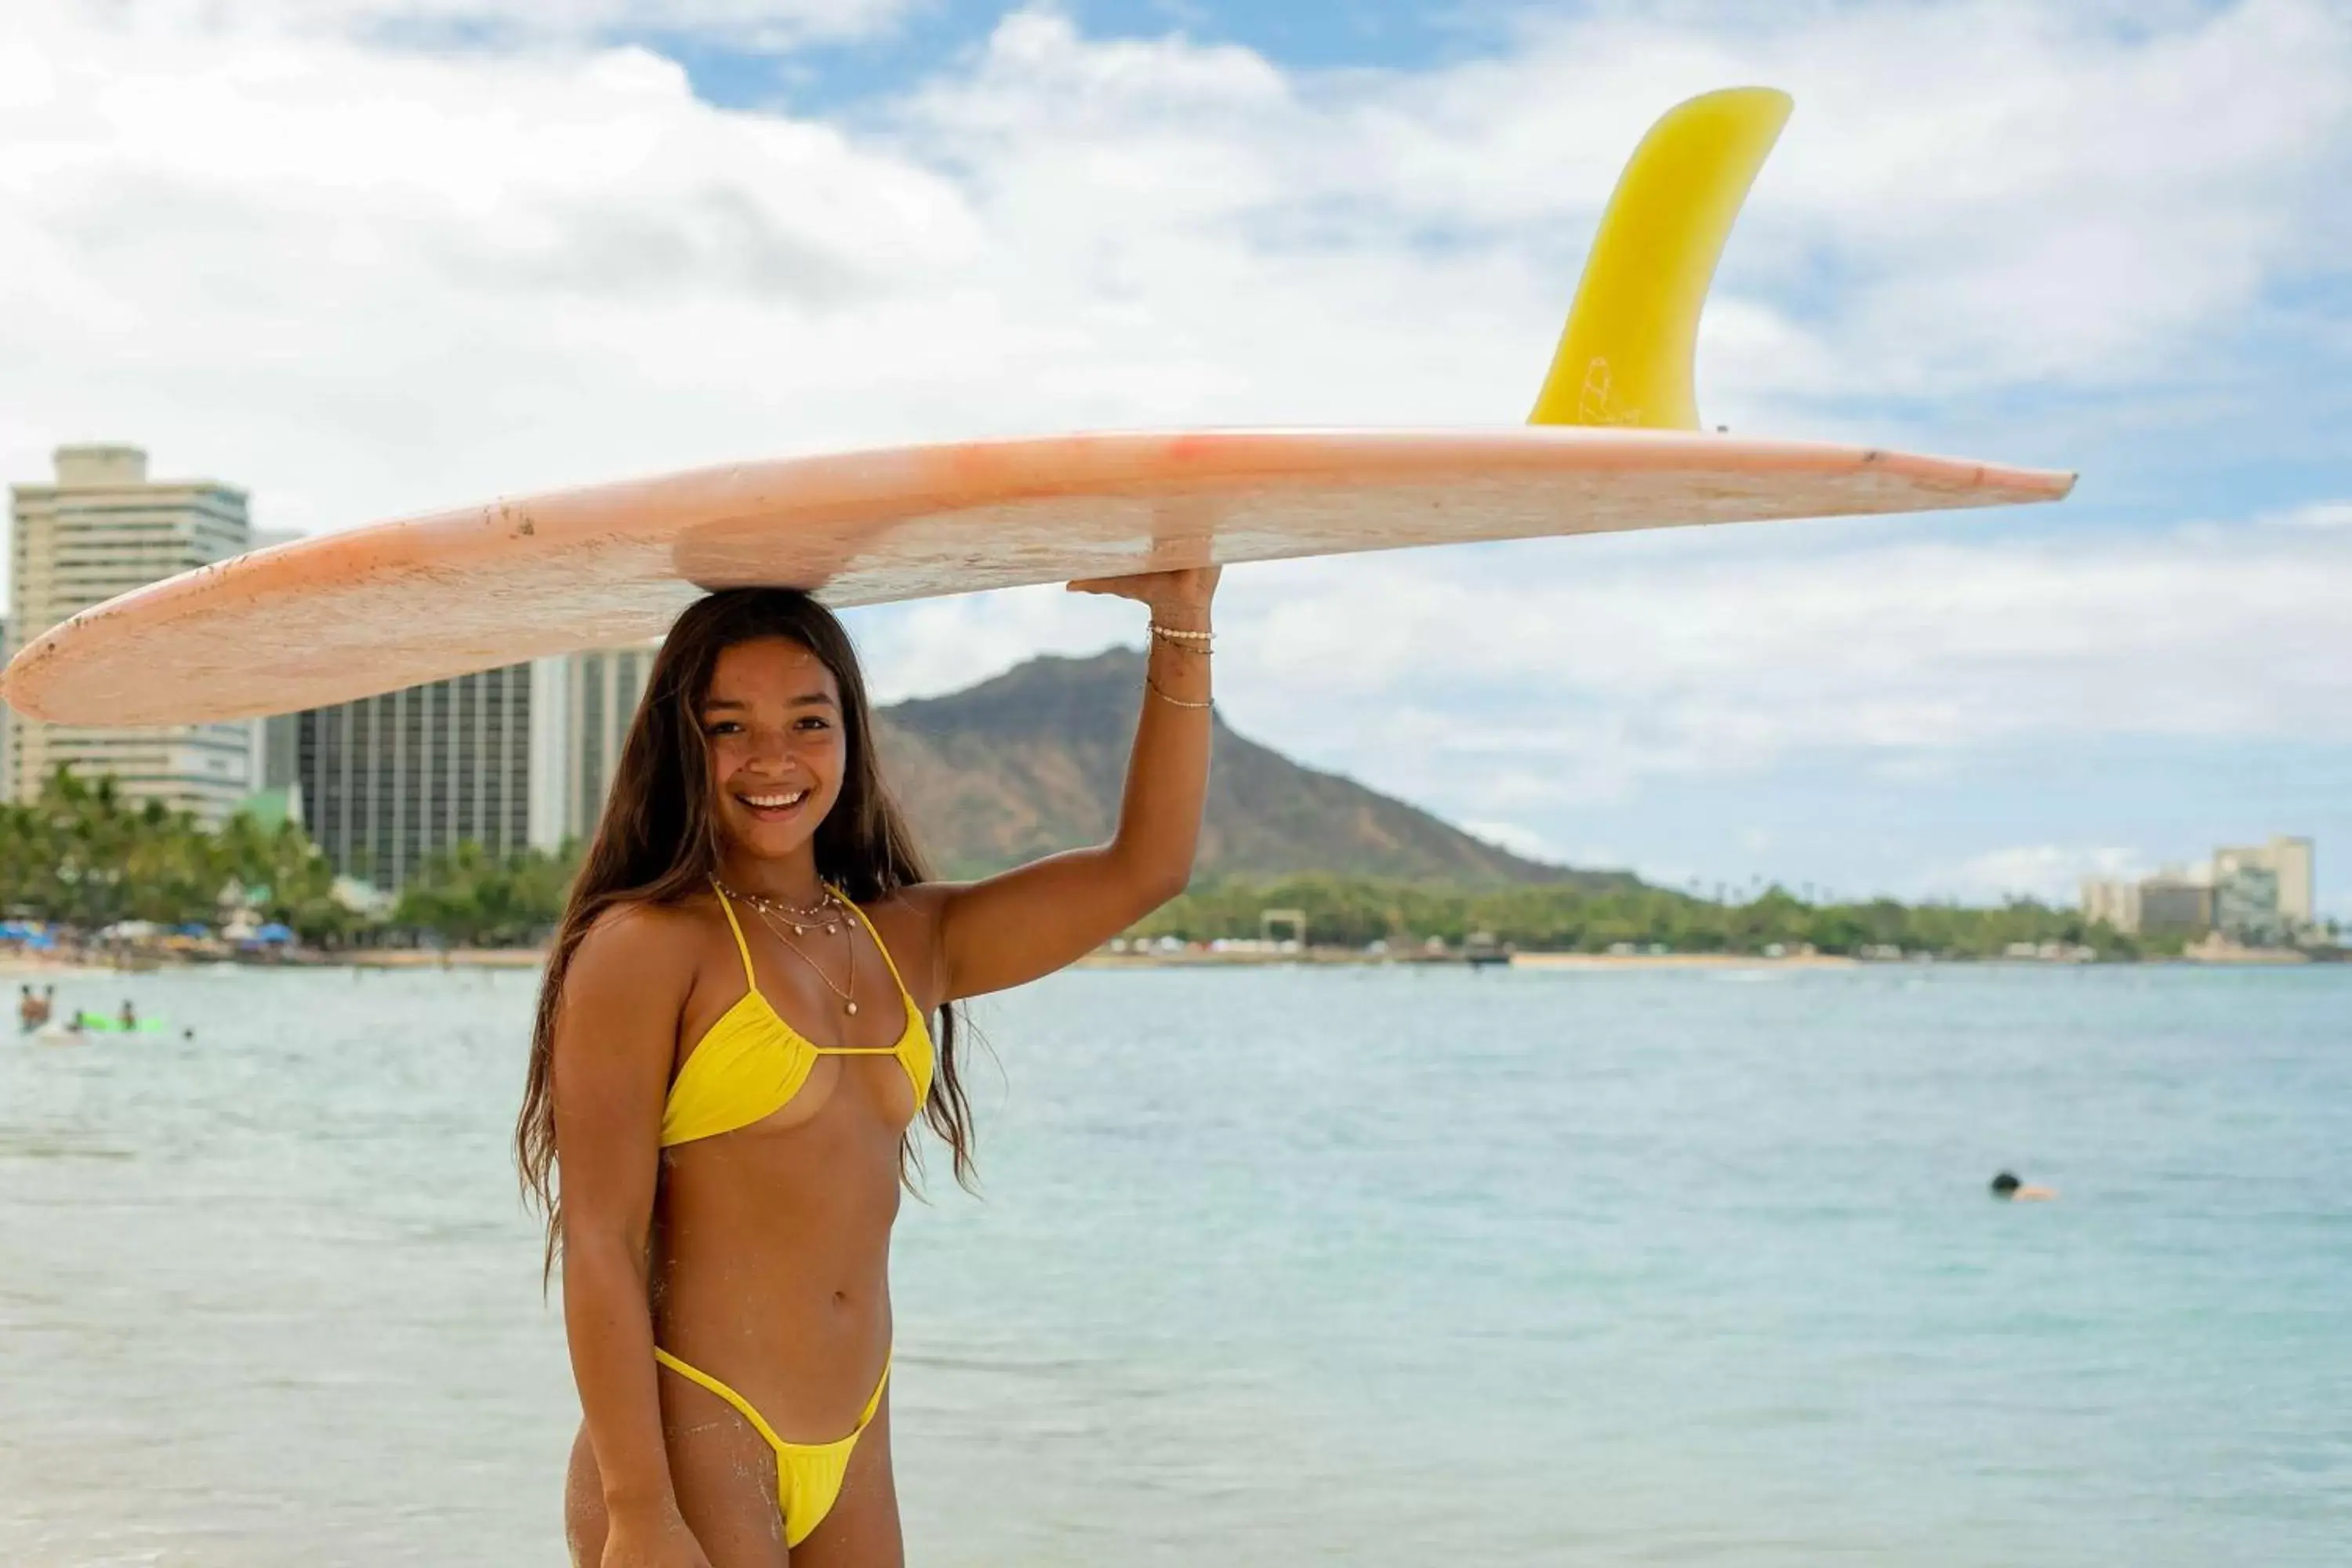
<box><xmin>925</xmin><ymin>567</ymin><xmax>1220</xmax><ymax>1000</ymax></box>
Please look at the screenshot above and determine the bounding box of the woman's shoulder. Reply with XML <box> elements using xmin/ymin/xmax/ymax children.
<box><xmin>855</xmin><ymin>881</ymin><xmax>954</xmax><ymax>1000</ymax></box>
<box><xmin>856</xmin><ymin>880</ymin><xmax>952</xmax><ymax>937</ymax></box>
<box><xmin>568</xmin><ymin>893</ymin><xmax>726</xmax><ymax>985</ymax></box>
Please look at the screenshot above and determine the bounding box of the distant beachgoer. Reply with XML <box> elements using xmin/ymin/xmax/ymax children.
<box><xmin>18</xmin><ymin>985</ymin><xmax>36</xmax><ymax>1033</ymax></box>
<box><xmin>119</xmin><ymin>999</ymin><xmax>137</xmax><ymax>1030</ymax></box>
<box><xmin>1990</xmin><ymin>1170</ymin><xmax>2056</xmax><ymax>1202</ymax></box>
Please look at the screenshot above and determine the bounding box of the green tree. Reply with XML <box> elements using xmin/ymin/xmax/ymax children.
<box><xmin>394</xmin><ymin>840</ymin><xmax>577</xmax><ymax>947</ymax></box>
<box><xmin>1129</xmin><ymin>873</ymin><xmax>2154</xmax><ymax>960</ymax></box>
<box><xmin>0</xmin><ymin>766</ymin><xmax>372</xmax><ymax>944</ymax></box>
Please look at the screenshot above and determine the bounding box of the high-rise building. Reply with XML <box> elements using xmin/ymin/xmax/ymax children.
<box><xmin>2081</xmin><ymin>877</ymin><xmax>2143</xmax><ymax>934</ymax></box>
<box><xmin>2138</xmin><ymin>871</ymin><xmax>2215</xmax><ymax>936</ymax></box>
<box><xmin>2213</xmin><ymin>862</ymin><xmax>2284</xmax><ymax>946</ymax></box>
<box><xmin>6</xmin><ymin>445</ymin><xmax>255</xmax><ymax>821</ymax></box>
<box><xmin>292</xmin><ymin>662</ymin><xmax>539</xmax><ymax>892</ymax></box>
<box><xmin>286</xmin><ymin>641</ymin><xmax>660</xmax><ymax>891</ymax></box>
<box><xmin>532</xmin><ymin>641</ymin><xmax>659</xmax><ymax>852</ymax></box>
<box><xmin>2213</xmin><ymin>837</ymin><xmax>2315</xmax><ymax>931</ymax></box>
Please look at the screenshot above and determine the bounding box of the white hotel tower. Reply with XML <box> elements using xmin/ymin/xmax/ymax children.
<box><xmin>5</xmin><ymin>445</ymin><xmax>257</xmax><ymax>822</ymax></box>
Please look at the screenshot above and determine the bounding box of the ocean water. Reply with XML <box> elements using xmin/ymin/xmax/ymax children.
<box><xmin>2</xmin><ymin>961</ymin><xmax>2347</xmax><ymax>1566</ymax></box>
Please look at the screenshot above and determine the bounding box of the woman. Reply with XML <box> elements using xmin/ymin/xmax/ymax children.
<box><xmin>517</xmin><ymin>568</ymin><xmax>1218</xmax><ymax>1567</ymax></box>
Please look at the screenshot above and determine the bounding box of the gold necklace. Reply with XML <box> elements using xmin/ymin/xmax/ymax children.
<box><xmin>714</xmin><ymin>879</ymin><xmax>844</xmax><ymax>936</ymax></box>
<box><xmin>744</xmin><ymin>898</ymin><xmax>861</xmax><ymax>1016</ymax></box>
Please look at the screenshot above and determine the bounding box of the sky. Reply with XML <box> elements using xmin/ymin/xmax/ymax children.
<box><xmin>4</xmin><ymin>0</ymin><xmax>2349</xmax><ymax>914</ymax></box>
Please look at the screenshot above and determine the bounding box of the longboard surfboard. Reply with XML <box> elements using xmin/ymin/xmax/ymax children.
<box><xmin>1</xmin><ymin>88</ymin><xmax>2074</xmax><ymax>728</ymax></box>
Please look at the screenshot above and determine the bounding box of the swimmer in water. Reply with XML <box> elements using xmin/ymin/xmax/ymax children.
<box><xmin>119</xmin><ymin>999</ymin><xmax>137</xmax><ymax>1029</ymax></box>
<box><xmin>1990</xmin><ymin>1171</ymin><xmax>2056</xmax><ymax>1202</ymax></box>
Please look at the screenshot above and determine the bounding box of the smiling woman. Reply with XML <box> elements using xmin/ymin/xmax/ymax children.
<box><xmin>515</xmin><ymin>573</ymin><xmax>1217</xmax><ymax>1567</ymax></box>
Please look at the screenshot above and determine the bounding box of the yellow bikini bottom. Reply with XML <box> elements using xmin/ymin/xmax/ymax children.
<box><xmin>653</xmin><ymin>1347</ymin><xmax>890</xmax><ymax>1548</ymax></box>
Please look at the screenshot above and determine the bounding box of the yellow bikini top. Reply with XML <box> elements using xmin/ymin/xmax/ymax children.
<box><xmin>659</xmin><ymin>880</ymin><xmax>934</xmax><ymax>1149</ymax></box>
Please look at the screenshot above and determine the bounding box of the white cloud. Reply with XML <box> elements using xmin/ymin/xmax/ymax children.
<box><xmin>1186</xmin><ymin>501</ymin><xmax>2352</xmax><ymax>822</ymax></box>
<box><xmin>5</xmin><ymin>0</ymin><xmax>2347</xmax><ymax>546</ymax></box>
<box><xmin>2274</xmin><ymin>499</ymin><xmax>2352</xmax><ymax>529</ymax></box>
<box><xmin>2</xmin><ymin>5</ymin><xmax>985</xmax><ymax>534</ymax></box>
<box><xmin>1455</xmin><ymin>818</ymin><xmax>1559</xmax><ymax>862</ymax></box>
<box><xmin>1942</xmin><ymin>844</ymin><xmax>2151</xmax><ymax>905</ymax></box>
<box><xmin>848</xmin><ymin>583</ymin><xmax>1140</xmax><ymax>702</ymax></box>
<box><xmin>838</xmin><ymin>488</ymin><xmax>2351</xmax><ymax>855</ymax></box>
<box><xmin>85</xmin><ymin>0</ymin><xmax>911</xmax><ymax>49</ymax></box>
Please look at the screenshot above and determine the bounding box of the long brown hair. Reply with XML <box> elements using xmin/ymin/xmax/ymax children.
<box><xmin>515</xmin><ymin>588</ymin><xmax>977</xmax><ymax>1274</ymax></box>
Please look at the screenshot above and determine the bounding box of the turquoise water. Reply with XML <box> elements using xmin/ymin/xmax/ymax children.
<box><xmin>3</xmin><ymin>962</ymin><xmax>2347</xmax><ymax>1565</ymax></box>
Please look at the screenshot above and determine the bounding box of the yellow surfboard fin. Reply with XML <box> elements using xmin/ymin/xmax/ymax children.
<box><xmin>1529</xmin><ymin>86</ymin><xmax>1793</xmax><ymax>430</ymax></box>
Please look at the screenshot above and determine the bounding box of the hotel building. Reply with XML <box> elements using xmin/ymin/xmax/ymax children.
<box><xmin>2083</xmin><ymin>836</ymin><xmax>2319</xmax><ymax>945</ymax></box>
<box><xmin>5</xmin><ymin>446</ymin><xmax>256</xmax><ymax>821</ymax></box>
<box><xmin>281</xmin><ymin>641</ymin><xmax>659</xmax><ymax>892</ymax></box>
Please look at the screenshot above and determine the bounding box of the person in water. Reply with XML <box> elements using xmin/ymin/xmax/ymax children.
<box><xmin>18</xmin><ymin>985</ymin><xmax>38</xmax><ymax>1033</ymax></box>
<box><xmin>522</xmin><ymin>575</ymin><xmax>1216</xmax><ymax>1568</ymax></box>
<box><xmin>1989</xmin><ymin>1171</ymin><xmax>2056</xmax><ymax>1202</ymax></box>
<box><xmin>119</xmin><ymin>999</ymin><xmax>137</xmax><ymax>1030</ymax></box>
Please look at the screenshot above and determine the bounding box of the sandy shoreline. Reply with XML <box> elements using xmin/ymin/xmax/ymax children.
<box><xmin>1506</xmin><ymin>950</ymin><xmax>1860</xmax><ymax>970</ymax></box>
<box><xmin>5</xmin><ymin>947</ymin><xmax>2328</xmax><ymax>978</ymax></box>
<box><xmin>0</xmin><ymin>948</ymin><xmax>549</xmax><ymax>976</ymax></box>
<box><xmin>1093</xmin><ymin>949</ymin><xmax>1854</xmax><ymax>970</ymax></box>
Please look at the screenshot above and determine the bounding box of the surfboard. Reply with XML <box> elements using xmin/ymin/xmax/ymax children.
<box><xmin>0</xmin><ymin>88</ymin><xmax>2074</xmax><ymax>728</ymax></box>
<box><xmin>73</xmin><ymin>1013</ymin><xmax>169</xmax><ymax>1034</ymax></box>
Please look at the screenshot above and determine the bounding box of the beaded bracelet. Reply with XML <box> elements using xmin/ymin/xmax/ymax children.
<box><xmin>1149</xmin><ymin>622</ymin><xmax>1214</xmax><ymax>645</ymax></box>
<box><xmin>1145</xmin><ymin>675</ymin><xmax>1213</xmax><ymax>710</ymax></box>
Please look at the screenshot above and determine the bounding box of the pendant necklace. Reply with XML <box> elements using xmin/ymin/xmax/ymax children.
<box><xmin>741</xmin><ymin>893</ymin><xmax>861</xmax><ymax>1016</ymax></box>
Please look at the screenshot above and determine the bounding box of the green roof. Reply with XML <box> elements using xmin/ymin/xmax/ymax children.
<box><xmin>234</xmin><ymin>786</ymin><xmax>301</xmax><ymax>833</ymax></box>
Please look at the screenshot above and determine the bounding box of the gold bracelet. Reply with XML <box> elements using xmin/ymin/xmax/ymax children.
<box><xmin>1149</xmin><ymin>622</ymin><xmax>1214</xmax><ymax>644</ymax></box>
<box><xmin>1145</xmin><ymin>675</ymin><xmax>1212</xmax><ymax>710</ymax></box>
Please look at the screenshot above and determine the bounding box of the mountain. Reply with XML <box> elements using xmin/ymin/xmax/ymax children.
<box><xmin>869</xmin><ymin>647</ymin><xmax>1636</xmax><ymax>890</ymax></box>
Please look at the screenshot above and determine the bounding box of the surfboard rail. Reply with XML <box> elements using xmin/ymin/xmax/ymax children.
<box><xmin>1</xmin><ymin>426</ymin><xmax>2072</xmax><ymax>726</ymax></box>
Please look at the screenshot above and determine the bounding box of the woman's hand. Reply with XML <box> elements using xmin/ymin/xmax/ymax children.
<box><xmin>1068</xmin><ymin>565</ymin><xmax>1221</xmax><ymax>630</ymax></box>
<box><xmin>600</xmin><ymin>1501</ymin><xmax>713</xmax><ymax>1568</ymax></box>
<box><xmin>916</xmin><ymin>563</ymin><xmax>1219</xmax><ymax>1001</ymax></box>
